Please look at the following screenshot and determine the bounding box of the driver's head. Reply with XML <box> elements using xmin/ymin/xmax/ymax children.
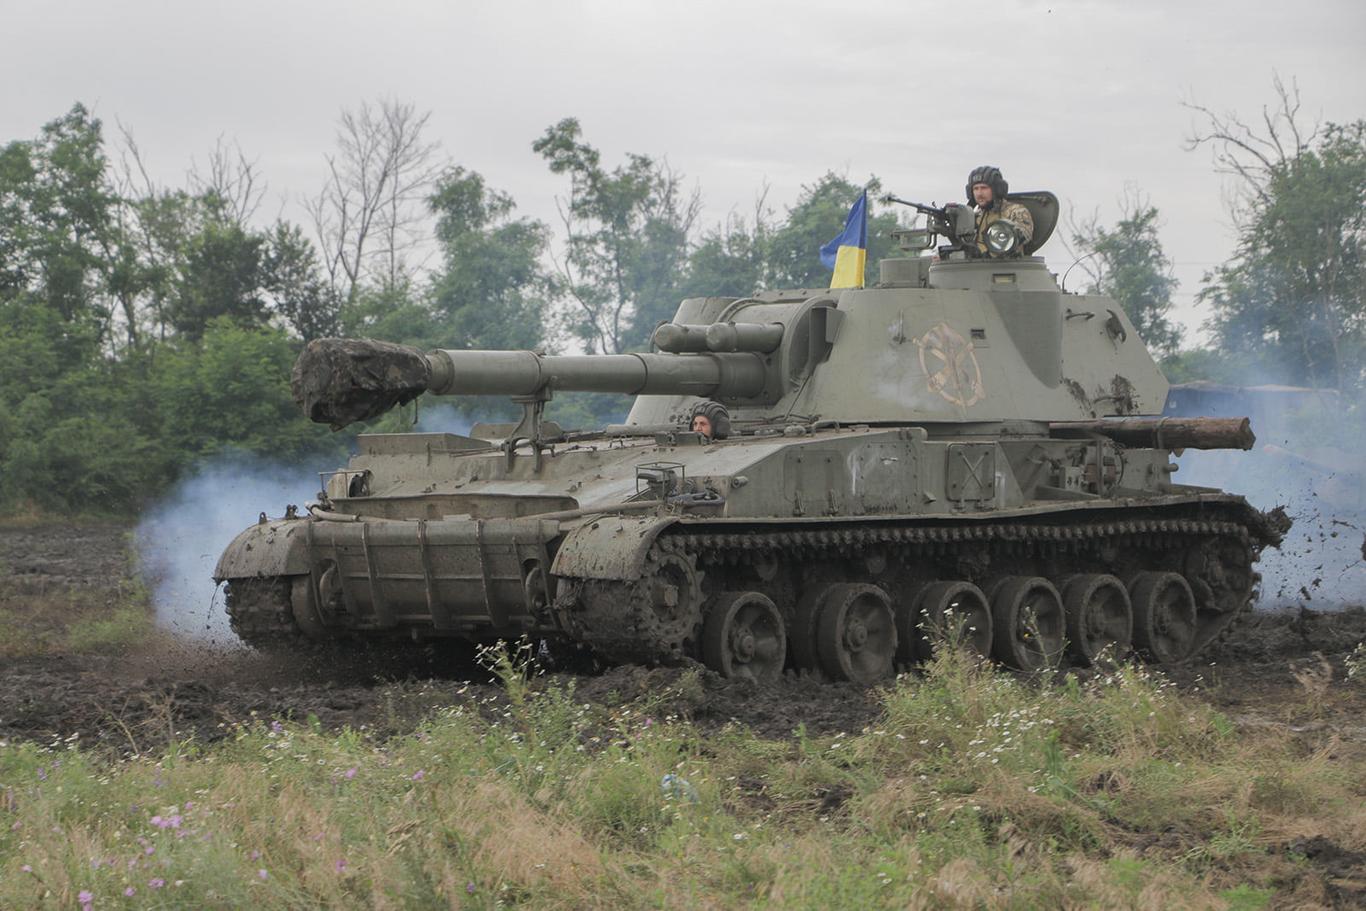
<box><xmin>689</xmin><ymin>401</ymin><xmax>730</xmax><ymax>440</ymax></box>
<box><xmin>966</xmin><ymin>166</ymin><xmax>1008</xmax><ymax>208</ymax></box>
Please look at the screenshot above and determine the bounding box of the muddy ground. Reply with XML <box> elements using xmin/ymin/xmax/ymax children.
<box><xmin>0</xmin><ymin>523</ymin><xmax>889</xmax><ymax>750</ymax></box>
<box><xmin>2</xmin><ymin>522</ymin><xmax>1364</xmax><ymax>751</ymax></box>
<box><xmin>4</xmin><ymin>521</ymin><xmax>1366</xmax><ymax>904</ymax></box>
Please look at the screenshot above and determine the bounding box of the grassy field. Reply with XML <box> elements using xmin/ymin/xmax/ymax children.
<box><xmin>3</xmin><ymin>640</ymin><xmax>1364</xmax><ymax>910</ymax></box>
<box><xmin>2</xmin><ymin>520</ymin><xmax>1364</xmax><ymax>908</ymax></box>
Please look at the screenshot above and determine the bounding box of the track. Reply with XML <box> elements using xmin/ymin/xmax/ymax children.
<box><xmin>560</xmin><ymin>501</ymin><xmax>1282</xmax><ymax>676</ymax></box>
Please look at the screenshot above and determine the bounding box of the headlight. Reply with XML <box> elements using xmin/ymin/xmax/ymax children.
<box><xmin>984</xmin><ymin>220</ymin><xmax>1018</xmax><ymax>255</ymax></box>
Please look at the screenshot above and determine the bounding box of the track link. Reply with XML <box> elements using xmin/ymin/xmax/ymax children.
<box><xmin>224</xmin><ymin>577</ymin><xmax>301</xmax><ymax>648</ymax></box>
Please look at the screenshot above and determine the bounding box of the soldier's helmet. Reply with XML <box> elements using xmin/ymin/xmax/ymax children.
<box><xmin>966</xmin><ymin>166</ymin><xmax>1009</xmax><ymax>207</ymax></box>
<box><xmin>690</xmin><ymin>400</ymin><xmax>731</xmax><ymax>440</ymax></box>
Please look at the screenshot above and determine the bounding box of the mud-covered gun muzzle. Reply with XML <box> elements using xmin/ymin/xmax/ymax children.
<box><xmin>292</xmin><ymin>338</ymin><xmax>770</xmax><ymax>430</ymax></box>
<box><xmin>291</xmin><ymin>338</ymin><xmax>433</xmax><ymax>430</ymax></box>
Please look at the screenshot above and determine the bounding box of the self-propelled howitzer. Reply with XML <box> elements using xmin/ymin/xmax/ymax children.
<box><xmin>216</xmin><ymin>192</ymin><xmax>1284</xmax><ymax>682</ymax></box>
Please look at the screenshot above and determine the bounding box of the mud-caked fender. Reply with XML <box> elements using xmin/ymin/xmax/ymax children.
<box><xmin>551</xmin><ymin>515</ymin><xmax>679</xmax><ymax>580</ymax></box>
<box><xmin>213</xmin><ymin>519</ymin><xmax>312</xmax><ymax>580</ymax></box>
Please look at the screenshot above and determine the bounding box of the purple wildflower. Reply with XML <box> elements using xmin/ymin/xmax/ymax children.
<box><xmin>78</xmin><ymin>890</ymin><xmax>93</xmax><ymax>905</ymax></box>
<box><xmin>334</xmin><ymin>858</ymin><xmax>347</xmax><ymax>873</ymax></box>
<box><xmin>270</xmin><ymin>721</ymin><xmax>284</xmax><ymax>734</ymax></box>
<box><xmin>20</xmin><ymin>864</ymin><xmax>32</xmax><ymax>873</ymax></box>
<box><xmin>258</xmin><ymin>869</ymin><xmax>268</xmax><ymax>881</ymax></box>
<box><xmin>144</xmin><ymin>846</ymin><xmax>155</xmax><ymax>856</ymax></box>
<box><xmin>343</xmin><ymin>767</ymin><xmax>357</xmax><ymax>780</ymax></box>
<box><xmin>149</xmin><ymin>878</ymin><xmax>165</xmax><ymax>889</ymax></box>
<box><xmin>250</xmin><ymin>850</ymin><xmax>261</xmax><ymax>860</ymax></box>
<box><xmin>467</xmin><ymin>882</ymin><xmax>476</xmax><ymax>894</ymax></box>
<box><xmin>36</xmin><ymin>767</ymin><xmax>46</xmax><ymax>781</ymax></box>
<box><xmin>411</xmin><ymin>769</ymin><xmax>425</xmax><ymax>781</ymax></box>
<box><xmin>124</xmin><ymin>887</ymin><xmax>135</xmax><ymax>897</ymax></box>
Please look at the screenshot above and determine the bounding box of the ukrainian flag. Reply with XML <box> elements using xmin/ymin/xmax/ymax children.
<box><xmin>819</xmin><ymin>190</ymin><xmax>868</xmax><ymax>289</ymax></box>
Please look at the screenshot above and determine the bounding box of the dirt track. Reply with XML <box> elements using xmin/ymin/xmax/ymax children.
<box><xmin>2</xmin><ymin>522</ymin><xmax>1364</xmax><ymax>758</ymax></box>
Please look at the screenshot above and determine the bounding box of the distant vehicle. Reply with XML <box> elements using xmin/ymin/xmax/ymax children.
<box><xmin>215</xmin><ymin>191</ymin><xmax>1284</xmax><ymax>683</ymax></box>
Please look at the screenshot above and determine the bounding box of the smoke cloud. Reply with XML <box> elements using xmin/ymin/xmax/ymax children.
<box><xmin>413</xmin><ymin>403</ymin><xmax>478</xmax><ymax>436</ymax></box>
<box><xmin>132</xmin><ymin>410</ymin><xmax>488</xmax><ymax>644</ymax></box>
<box><xmin>1168</xmin><ymin>387</ymin><xmax>1366</xmax><ymax>608</ymax></box>
<box><xmin>135</xmin><ymin>454</ymin><xmax>320</xmax><ymax>643</ymax></box>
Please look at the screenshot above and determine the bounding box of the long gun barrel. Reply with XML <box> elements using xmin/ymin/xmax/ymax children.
<box><xmin>1050</xmin><ymin>417</ymin><xmax>1256</xmax><ymax>451</ymax></box>
<box><xmin>292</xmin><ymin>338</ymin><xmax>769</xmax><ymax>430</ymax></box>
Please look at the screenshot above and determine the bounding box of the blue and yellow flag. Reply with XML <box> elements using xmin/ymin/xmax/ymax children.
<box><xmin>819</xmin><ymin>190</ymin><xmax>868</xmax><ymax>289</ymax></box>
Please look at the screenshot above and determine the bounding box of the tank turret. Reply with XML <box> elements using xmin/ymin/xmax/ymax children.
<box><xmin>217</xmin><ymin>190</ymin><xmax>1286</xmax><ymax>685</ymax></box>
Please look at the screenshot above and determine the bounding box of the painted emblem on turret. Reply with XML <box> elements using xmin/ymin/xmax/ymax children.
<box><xmin>915</xmin><ymin>322</ymin><xmax>985</xmax><ymax>407</ymax></box>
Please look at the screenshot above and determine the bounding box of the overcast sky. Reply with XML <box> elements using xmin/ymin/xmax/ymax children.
<box><xmin>4</xmin><ymin>0</ymin><xmax>1364</xmax><ymax>341</ymax></box>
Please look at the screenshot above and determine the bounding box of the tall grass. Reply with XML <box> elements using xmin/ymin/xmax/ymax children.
<box><xmin>2</xmin><ymin>644</ymin><xmax>1361</xmax><ymax>909</ymax></box>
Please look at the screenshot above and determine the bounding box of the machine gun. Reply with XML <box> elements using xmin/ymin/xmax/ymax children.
<box><xmin>880</xmin><ymin>193</ymin><xmax>979</xmax><ymax>253</ymax></box>
<box><xmin>882</xmin><ymin>191</ymin><xmax>1061</xmax><ymax>260</ymax></box>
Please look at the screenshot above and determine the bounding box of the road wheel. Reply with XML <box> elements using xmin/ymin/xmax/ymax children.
<box><xmin>701</xmin><ymin>592</ymin><xmax>787</xmax><ymax>683</ymax></box>
<box><xmin>1062</xmin><ymin>574</ymin><xmax>1133</xmax><ymax>665</ymax></box>
<box><xmin>1129</xmin><ymin>571</ymin><xmax>1197</xmax><ymax>665</ymax></box>
<box><xmin>790</xmin><ymin>585</ymin><xmax>827</xmax><ymax>673</ymax></box>
<box><xmin>990</xmin><ymin>576</ymin><xmax>1065</xmax><ymax>672</ymax></box>
<box><xmin>815</xmin><ymin>583</ymin><xmax>897</xmax><ymax>684</ymax></box>
<box><xmin>911</xmin><ymin>580</ymin><xmax>993</xmax><ymax>661</ymax></box>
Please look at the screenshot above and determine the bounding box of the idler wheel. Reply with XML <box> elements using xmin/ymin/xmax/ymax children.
<box><xmin>909</xmin><ymin>581</ymin><xmax>993</xmax><ymax>661</ymax></box>
<box><xmin>815</xmin><ymin>583</ymin><xmax>897</xmax><ymax>684</ymax></box>
<box><xmin>701</xmin><ymin>592</ymin><xmax>787</xmax><ymax>683</ymax></box>
<box><xmin>1061</xmin><ymin>574</ymin><xmax>1133</xmax><ymax>665</ymax></box>
<box><xmin>1129</xmin><ymin>571</ymin><xmax>1197</xmax><ymax>665</ymax></box>
<box><xmin>990</xmin><ymin>576</ymin><xmax>1065</xmax><ymax>672</ymax></box>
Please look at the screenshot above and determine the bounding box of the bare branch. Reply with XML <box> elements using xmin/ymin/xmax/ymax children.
<box><xmin>188</xmin><ymin>136</ymin><xmax>266</xmax><ymax>226</ymax></box>
<box><xmin>306</xmin><ymin>98</ymin><xmax>444</xmax><ymax>304</ymax></box>
<box><xmin>1183</xmin><ymin>76</ymin><xmax>1324</xmax><ymax>223</ymax></box>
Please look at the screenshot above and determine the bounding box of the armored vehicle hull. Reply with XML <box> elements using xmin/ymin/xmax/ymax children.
<box><xmin>216</xmin><ymin>200</ymin><xmax>1284</xmax><ymax>682</ymax></box>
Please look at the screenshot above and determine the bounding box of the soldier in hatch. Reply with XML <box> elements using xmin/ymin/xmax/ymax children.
<box><xmin>690</xmin><ymin>401</ymin><xmax>731</xmax><ymax>441</ymax></box>
<box><xmin>967</xmin><ymin>165</ymin><xmax>1033</xmax><ymax>257</ymax></box>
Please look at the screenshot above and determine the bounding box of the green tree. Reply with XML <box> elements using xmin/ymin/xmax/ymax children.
<box><xmin>264</xmin><ymin>221</ymin><xmax>340</xmax><ymax>340</ymax></box>
<box><xmin>533</xmin><ymin>118</ymin><xmax>699</xmax><ymax>353</ymax></box>
<box><xmin>427</xmin><ymin>167</ymin><xmax>549</xmax><ymax>351</ymax></box>
<box><xmin>1188</xmin><ymin>79</ymin><xmax>1366</xmax><ymax>389</ymax></box>
<box><xmin>169</xmin><ymin>219</ymin><xmax>268</xmax><ymax>339</ymax></box>
<box><xmin>684</xmin><ymin>200</ymin><xmax>771</xmax><ymax>298</ymax></box>
<box><xmin>149</xmin><ymin>319</ymin><xmax>343</xmax><ymax>464</ymax></box>
<box><xmin>0</xmin><ymin>104</ymin><xmax>127</xmax><ymax>346</ymax></box>
<box><xmin>1070</xmin><ymin>196</ymin><xmax>1183</xmax><ymax>356</ymax></box>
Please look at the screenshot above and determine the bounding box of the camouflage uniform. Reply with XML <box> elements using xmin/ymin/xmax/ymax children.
<box><xmin>974</xmin><ymin>199</ymin><xmax>1034</xmax><ymax>256</ymax></box>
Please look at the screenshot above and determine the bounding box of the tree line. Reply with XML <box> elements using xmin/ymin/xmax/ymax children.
<box><xmin>2</xmin><ymin>83</ymin><xmax>1362</xmax><ymax>515</ymax></box>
